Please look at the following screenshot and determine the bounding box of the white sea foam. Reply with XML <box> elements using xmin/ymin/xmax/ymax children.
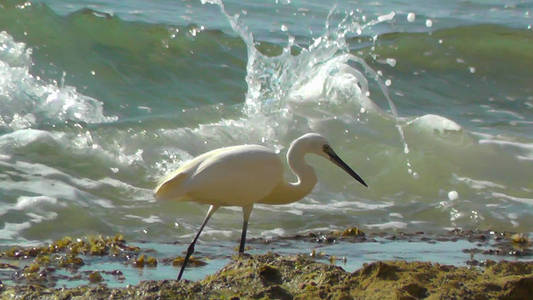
<box><xmin>26</xmin><ymin>211</ymin><xmax>59</xmax><ymax>223</ymax></box>
<box><xmin>478</xmin><ymin>139</ymin><xmax>533</xmax><ymax>160</ymax></box>
<box><xmin>453</xmin><ymin>175</ymin><xmax>506</xmax><ymax>190</ymax></box>
<box><xmin>0</xmin><ymin>159</ymin><xmax>120</xmax><ymax>212</ymax></box>
<box><xmin>15</xmin><ymin>196</ymin><xmax>58</xmax><ymax>210</ymax></box>
<box><xmin>407</xmin><ymin>114</ymin><xmax>462</xmax><ymax>133</ymax></box>
<box><xmin>255</xmin><ymin>204</ymin><xmax>303</xmax><ymax>216</ymax></box>
<box><xmin>491</xmin><ymin>192</ymin><xmax>533</xmax><ymax>205</ymax></box>
<box><xmin>94</xmin><ymin>199</ymin><xmax>115</xmax><ymax>208</ymax></box>
<box><xmin>198</xmin><ymin>229</ymin><xmax>234</xmax><ymax>238</ymax></box>
<box><xmin>0</xmin><ymin>31</ymin><xmax>116</xmax><ymax>130</ymax></box>
<box><xmin>478</xmin><ymin>139</ymin><xmax>533</xmax><ymax>150</ymax></box>
<box><xmin>365</xmin><ymin>221</ymin><xmax>407</xmax><ymax>230</ymax></box>
<box><xmin>0</xmin><ymin>129</ymin><xmax>62</xmax><ymax>152</ymax></box>
<box><xmin>284</xmin><ymin>199</ymin><xmax>393</xmax><ymax>213</ymax></box>
<box><xmin>125</xmin><ymin>214</ymin><xmax>163</xmax><ymax>224</ymax></box>
<box><xmin>260</xmin><ymin>228</ymin><xmax>286</xmax><ymax>239</ymax></box>
<box><xmin>0</xmin><ymin>222</ymin><xmax>32</xmax><ymax>240</ymax></box>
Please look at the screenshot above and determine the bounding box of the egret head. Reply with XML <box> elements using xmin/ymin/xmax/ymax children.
<box><xmin>296</xmin><ymin>133</ymin><xmax>368</xmax><ymax>187</ymax></box>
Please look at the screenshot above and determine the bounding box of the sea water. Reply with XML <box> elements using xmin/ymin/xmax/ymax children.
<box><xmin>0</xmin><ymin>0</ymin><xmax>532</xmax><ymax>247</ymax></box>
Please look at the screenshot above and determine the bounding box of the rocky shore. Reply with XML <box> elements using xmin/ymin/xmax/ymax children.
<box><xmin>0</xmin><ymin>230</ymin><xmax>531</xmax><ymax>299</ymax></box>
<box><xmin>2</xmin><ymin>253</ymin><xmax>532</xmax><ymax>299</ymax></box>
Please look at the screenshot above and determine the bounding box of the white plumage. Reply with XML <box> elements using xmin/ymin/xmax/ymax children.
<box><xmin>154</xmin><ymin>133</ymin><xmax>367</xmax><ymax>280</ymax></box>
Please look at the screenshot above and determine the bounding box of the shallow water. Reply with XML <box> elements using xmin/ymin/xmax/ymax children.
<box><xmin>0</xmin><ymin>0</ymin><xmax>532</xmax><ymax>247</ymax></box>
<box><xmin>2</xmin><ymin>233</ymin><xmax>531</xmax><ymax>287</ymax></box>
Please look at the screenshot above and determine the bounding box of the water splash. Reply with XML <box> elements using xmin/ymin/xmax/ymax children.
<box><xmin>203</xmin><ymin>0</ymin><xmax>413</xmax><ymax>173</ymax></box>
<box><xmin>0</xmin><ymin>31</ymin><xmax>117</xmax><ymax>131</ymax></box>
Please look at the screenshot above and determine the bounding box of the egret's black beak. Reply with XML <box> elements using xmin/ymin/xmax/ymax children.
<box><xmin>324</xmin><ymin>145</ymin><xmax>368</xmax><ymax>187</ymax></box>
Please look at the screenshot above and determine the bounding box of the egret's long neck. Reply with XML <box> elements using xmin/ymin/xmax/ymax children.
<box><xmin>258</xmin><ymin>141</ymin><xmax>317</xmax><ymax>205</ymax></box>
<box><xmin>287</xmin><ymin>143</ymin><xmax>317</xmax><ymax>193</ymax></box>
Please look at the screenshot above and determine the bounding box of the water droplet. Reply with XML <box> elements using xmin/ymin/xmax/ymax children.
<box><xmin>281</xmin><ymin>24</ymin><xmax>288</xmax><ymax>32</ymax></box>
<box><xmin>386</xmin><ymin>58</ymin><xmax>397</xmax><ymax>67</ymax></box>
<box><xmin>407</xmin><ymin>12</ymin><xmax>416</xmax><ymax>23</ymax></box>
<box><xmin>469</xmin><ymin>66</ymin><xmax>476</xmax><ymax>73</ymax></box>
<box><xmin>385</xmin><ymin>79</ymin><xmax>392</xmax><ymax>86</ymax></box>
<box><xmin>425</xmin><ymin>19</ymin><xmax>433</xmax><ymax>27</ymax></box>
<box><xmin>90</xmin><ymin>70</ymin><xmax>96</xmax><ymax>76</ymax></box>
<box><xmin>360</xmin><ymin>107</ymin><xmax>366</xmax><ymax>114</ymax></box>
<box><xmin>448</xmin><ymin>191</ymin><xmax>459</xmax><ymax>201</ymax></box>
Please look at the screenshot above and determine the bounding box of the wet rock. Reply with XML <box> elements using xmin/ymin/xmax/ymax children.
<box><xmin>254</xmin><ymin>285</ymin><xmax>292</xmax><ymax>300</ymax></box>
<box><xmin>0</xmin><ymin>230</ymin><xmax>532</xmax><ymax>299</ymax></box>
<box><xmin>502</xmin><ymin>276</ymin><xmax>533</xmax><ymax>300</ymax></box>
<box><xmin>258</xmin><ymin>264</ymin><xmax>282</xmax><ymax>285</ymax></box>
<box><xmin>357</xmin><ymin>261</ymin><xmax>400</xmax><ymax>280</ymax></box>
<box><xmin>1</xmin><ymin>255</ymin><xmax>533</xmax><ymax>299</ymax></box>
<box><xmin>510</xmin><ymin>233</ymin><xmax>528</xmax><ymax>244</ymax></box>
<box><xmin>400</xmin><ymin>282</ymin><xmax>428</xmax><ymax>298</ymax></box>
<box><xmin>88</xmin><ymin>271</ymin><xmax>103</xmax><ymax>283</ymax></box>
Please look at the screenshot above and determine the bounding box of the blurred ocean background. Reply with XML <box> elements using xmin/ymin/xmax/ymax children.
<box><xmin>0</xmin><ymin>0</ymin><xmax>532</xmax><ymax>246</ymax></box>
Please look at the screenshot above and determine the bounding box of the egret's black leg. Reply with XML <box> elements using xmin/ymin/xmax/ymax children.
<box><xmin>238</xmin><ymin>205</ymin><xmax>253</xmax><ymax>254</ymax></box>
<box><xmin>239</xmin><ymin>220</ymin><xmax>248</xmax><ymax>253</ymax></box>
<box><xmin>177</xmin><ymin>205</ymin><xmax>218</xmax><ymax>281</ymax></box>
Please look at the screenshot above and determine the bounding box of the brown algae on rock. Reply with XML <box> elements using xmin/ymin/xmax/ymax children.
<box><xmin>171</xmin><ymin>256</ymin><xmax>207</xmax><ymax>267</ymax></box>
<box><xmin>0</xmin><ymin>234</ymin><xmax>142</xmax><ymax>285</ymax></box>
<box><xmin>88</xmin><ymin>271</ymin><xmax>103</xmax><ymax>283</ymax></box>
<box><xmin>2</xmin><ymin>253</ymin><xmax>532</xmax><ymax>299</ymax></box>
<box><xmin>511</xmin><ymin>233</ymin><xmax>530</xmax><ymax>245</ymax></box>
<box><xmin>134</xmin><ymin>254</ymin><xmax>158</xmax><ymax>268</ymax></box>
<box><xmin>341</xmin><ymin>227</ymin><xmax>365</xmax><ymax>237</ymax></box>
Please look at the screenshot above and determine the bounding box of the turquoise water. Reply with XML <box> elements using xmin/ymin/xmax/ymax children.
<box><xmin>0</xmin><ymin>0</ymin><xmax>532</xmax><ymax>247</ymax></box>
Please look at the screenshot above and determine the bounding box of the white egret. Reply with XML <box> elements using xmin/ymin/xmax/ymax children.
<box><xmin>154</xmin><ymin>133</ymin><xmax>367</xmax><ymax>281</ymax></box>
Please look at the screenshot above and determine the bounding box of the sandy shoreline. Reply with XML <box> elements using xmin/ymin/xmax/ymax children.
<box><xmin>0</xmin><ymin>229</ymin><xmax>531</xmax><ymax>299</ymax></box>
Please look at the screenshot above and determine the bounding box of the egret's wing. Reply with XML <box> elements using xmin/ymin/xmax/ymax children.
<box><xmin>154</xmin><ymin>172</ymin><xmax>189</xmax><ymax>200</ymax></box>
<box><xmin>153</xmin><ymin>150</ymin><xmax>216</xmax><ymax>200</ymax></box>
